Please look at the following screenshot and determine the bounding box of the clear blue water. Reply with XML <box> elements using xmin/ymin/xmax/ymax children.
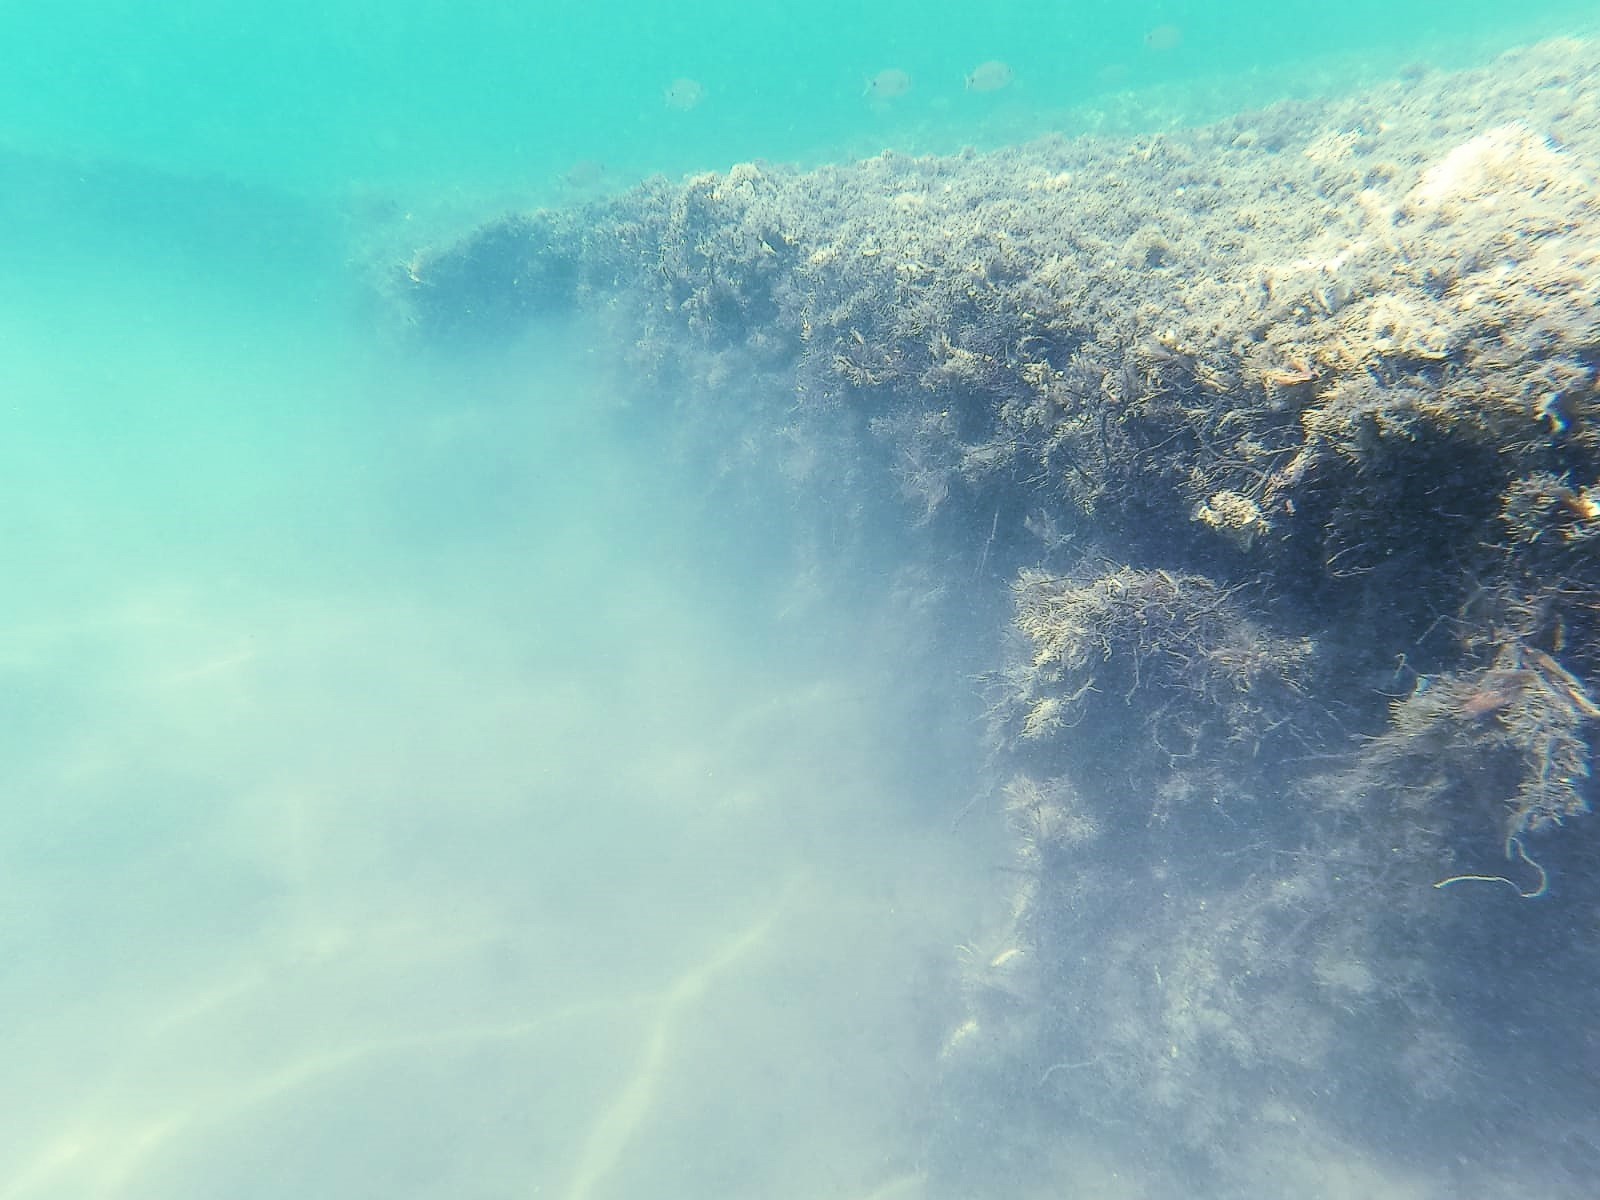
<box><xmin>2</xmin><ymin>4</ymin><xmax>1597</xmax><ymax>1199</ymax></box>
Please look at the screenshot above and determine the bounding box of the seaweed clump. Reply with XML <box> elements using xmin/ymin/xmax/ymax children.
<box><xmin>1343</xmin><ymin>640</ymin><xmax>1599</xmax><ymax>846</ymax></box>
<box><xmin>1005</xmin><ymin>566</ymin><xmax>1313</xmax><ymax>757</ymax></box>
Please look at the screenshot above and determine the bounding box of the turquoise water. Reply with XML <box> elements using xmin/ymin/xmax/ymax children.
<box><xmin>2</xmin><ymin>3</ymin><xmax>1598</xmax><ymax>1199</ymax></box>
<box><xmin>3</xmin><ymin>0</ymin><xmax>1595</xmax><ymax>200</ymax></box>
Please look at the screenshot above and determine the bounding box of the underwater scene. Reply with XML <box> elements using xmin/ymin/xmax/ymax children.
<box><xmin>4</xmin><ymin>2</ymin><xmax>1600</xmax><ymax>1198</ymax></box>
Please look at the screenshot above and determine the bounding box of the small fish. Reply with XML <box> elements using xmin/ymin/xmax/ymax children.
<box><xmin>1144</xmin><ymin>24</ymin><xmax>1183</xmax><ymax>52</ymax></box>
<box><xmin>965</xmin><ymin>60</ymin><xmax>1014</xmax><ymax>92</ymax></box>
<box><xmin>864</xmin><ymin>67</ymin><xmax>912</xmax><ymax>99</ymax></box>
<box><xmin>663</xmin><ymin>77</ymin><xmax>705</xmax><ymax>111</ymax></box>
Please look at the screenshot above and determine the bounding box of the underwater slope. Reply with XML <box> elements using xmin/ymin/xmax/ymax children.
<box><xmin>395</xmin><ymin>37</ymin><xmax>1600</xmax><ymax>1198</ymax></box>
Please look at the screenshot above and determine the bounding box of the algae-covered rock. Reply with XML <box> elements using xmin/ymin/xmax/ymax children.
<box><xmin>390</xmin><ymin>35</ymin><xmax>1600</xmax><ymax>1199</ymax></box>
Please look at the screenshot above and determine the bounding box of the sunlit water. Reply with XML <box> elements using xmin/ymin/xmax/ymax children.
<box><xmin>3</xmin><ymin>2</ymin><xmax>1599</xmax><ymax>1198</ymax></box>
<box><xmin>0</xmin><ymin>173</ymin><xmax>988</xmax><ymax>1197</ymax></box>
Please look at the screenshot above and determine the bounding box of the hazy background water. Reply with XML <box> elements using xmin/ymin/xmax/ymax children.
<box><xmin>3</xmin><ymin>0</ymin><xmax>1598</xmax><ymax>199</ymax></box>
<box><xmin>2</xmin><ymin>3</ymin><xmax>1598</xmax><ymax>1198</ymax></box>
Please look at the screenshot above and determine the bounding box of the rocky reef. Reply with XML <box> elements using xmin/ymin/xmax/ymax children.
<box><xmin>389</xmin><ymin>36</ymin><xmax>1600</xmax><ymax>1198</ymax></box>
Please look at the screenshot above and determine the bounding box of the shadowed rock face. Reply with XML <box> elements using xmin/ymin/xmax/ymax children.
<box><xmin>392</xmin><ymin>37</ymin><xmax>1600</xmax><ymax>1199</ymax></box>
